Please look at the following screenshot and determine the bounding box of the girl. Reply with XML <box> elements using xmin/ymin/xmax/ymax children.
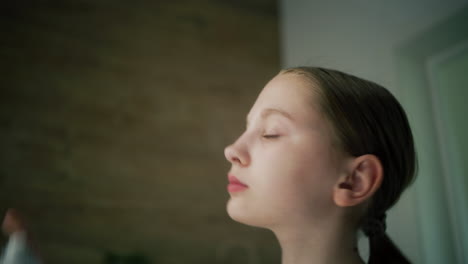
<box><xmin>224</xmin><ymin>67</ymin><xmax>416</xmax><ymax>264</ymax></box>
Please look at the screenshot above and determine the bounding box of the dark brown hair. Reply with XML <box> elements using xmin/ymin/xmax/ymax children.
<box><xmin>282</xmin><ymin>67</ymin><xmax>417</xmax><ymax>264</ymax></box>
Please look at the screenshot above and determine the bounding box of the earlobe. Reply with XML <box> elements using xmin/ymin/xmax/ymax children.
<box><xmin>333</xmin><ymin>155</ymin><xmax>383</xmax><ymax>207</ymax></box>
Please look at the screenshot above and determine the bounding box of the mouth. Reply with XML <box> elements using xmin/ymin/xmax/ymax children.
<box><xmin>227</xmin><ymin>174</ymin><xmax>249</xmax><ymax>193</ymax></box>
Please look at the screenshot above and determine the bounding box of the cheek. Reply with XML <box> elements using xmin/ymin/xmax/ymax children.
<box><xmin>272</xmin><ymin>138</ymin><xmax>337</xmax><ymax>179</ymax></box>
<box><xmin>257</xmin><ymin>140</ymin><xmax>338</xmax><ymax>206</ymax></box>
<box><xmin>228</xmin><ymin>139</ymin><xmax>340</xmax><ymax>227</ymax></box>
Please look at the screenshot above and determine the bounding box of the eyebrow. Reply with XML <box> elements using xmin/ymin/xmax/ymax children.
<box><xmin>246</xmin><ymin>108</ymin><xmax>295</xmax><ymax>127</ymax></box>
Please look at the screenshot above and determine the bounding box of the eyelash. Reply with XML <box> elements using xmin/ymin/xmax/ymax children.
<box><xmin>262</xmin><ymin>134</ymin><xmax>280</xmax><ymax>139</ymax></box>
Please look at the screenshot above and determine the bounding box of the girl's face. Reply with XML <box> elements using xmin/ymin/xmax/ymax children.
<box><xmin>224</xmin><ymin>73</ymin><xmax>348</xmax><ymax>229</ymax></box>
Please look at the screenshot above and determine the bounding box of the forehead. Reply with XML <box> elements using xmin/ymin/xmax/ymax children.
<box><xmin>248</xmin><ymin>73</ymin><xmax>320</xmax><ymax>122</ymax></box>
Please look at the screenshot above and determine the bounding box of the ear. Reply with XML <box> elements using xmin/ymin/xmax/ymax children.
<box><xmin>333</xmin><ymin>154</ymin><xmax>383</xmax><ymax>207</ymax></box>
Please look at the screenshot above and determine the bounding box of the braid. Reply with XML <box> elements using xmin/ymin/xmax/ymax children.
<box><xmin>362</xmin><ymin>213</ymin><xmax>387</xmax><ymax>238</ymax></box>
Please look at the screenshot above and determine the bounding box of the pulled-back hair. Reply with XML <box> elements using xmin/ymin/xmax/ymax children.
<box><xmin>282</xmin><ymin>67</ymin><xmax>417</xmax><ymax>264</ymax></box>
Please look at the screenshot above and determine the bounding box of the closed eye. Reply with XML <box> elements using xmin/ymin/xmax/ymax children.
<box><xmin>262</xmin><ymin>134</ymin><xmax>280</xmax><ymax>139</ymax></box>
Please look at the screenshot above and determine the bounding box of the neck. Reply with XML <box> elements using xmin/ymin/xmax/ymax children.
<box><xmin>272</xmin><ymin>220</ymin><xmax>364</xmax><ymax>264</ymax></box>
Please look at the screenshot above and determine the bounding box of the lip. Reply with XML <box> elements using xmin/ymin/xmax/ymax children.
<box><xmin>227</xmin><ymin>174</ymin><xmax>248</xmax><ymax>193</ymax></box>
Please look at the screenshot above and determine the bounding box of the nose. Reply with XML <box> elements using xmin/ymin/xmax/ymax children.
<box><xmin>224</xmin><ymin>141</ymin><xmax>250</xmax><ymax>167</ymax></box>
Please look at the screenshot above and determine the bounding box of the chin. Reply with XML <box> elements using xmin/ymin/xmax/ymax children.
<box><xmin>226</xmin><ymin>198</ymin><xmax>271</xmax><ymax>228</ymax></box>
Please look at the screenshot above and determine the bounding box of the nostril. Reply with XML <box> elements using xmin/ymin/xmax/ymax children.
<box><xmin>225</xmin><ymin>145</ymin><xmax>240</xmax><ymax>164</ymax></box>
<box><xmin>224</xmin><ymin>141</ymin><xmax>249</xmax><ymax>166</ymax></box>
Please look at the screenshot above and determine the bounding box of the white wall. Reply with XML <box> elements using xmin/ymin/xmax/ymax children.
<box><xmin>279</xmin><ymin>0</ymin><xmax>468</xmax><ymax>263</ymax></box>
<box><xmin>280</xmin><ymin>0</ymin><xmax>467</xmax><ymax>90</ymax></box>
